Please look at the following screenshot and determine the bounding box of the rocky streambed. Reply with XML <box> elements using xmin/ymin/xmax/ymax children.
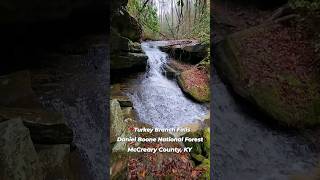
<box><xmin>110</xmin><ymin>39</ymin><xmax>211</xmax><ymax>179</ymax></box>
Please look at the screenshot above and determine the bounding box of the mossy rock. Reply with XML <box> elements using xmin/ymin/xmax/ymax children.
<box><xmin>197</xmin><ymin>159</ymin><xmax>210</xmax><ymax>179</ymax></box>
<box><xmin>215</xmin><ymin>23</ymin><xmax>320</xmax><ymax>127</ymax></box>
<box><xmin>110</xmin><ymin>152</ymin><xmax>128</xmax><ymax>180</ymax></box>
<box><xmin>110</xmin><ymin>99</ymin><xmax>126</xmax><ymax>143</ymax></box>
<box><xmin>191</xmin><ymin>153</ymin><xmax>206</xmax><ymax>162</ymax></box>
<box><xmin>183</xmin><ymin>131</ymin><xmax>203</xmax><ymax>155</ymax></box>
<box><xmin>203</xmin><ymin>128</ymin><xmax>210</xmax><ymax>157</ymax></box>
<box><xmin>178</xmin><ymin>68</ymin><xmax>210</xmax><ymax>103</ymax></box>
<box><xmin>111</xmin><ymin>9</ymin><xmax>142</xmax><ymax>42</ymax></box>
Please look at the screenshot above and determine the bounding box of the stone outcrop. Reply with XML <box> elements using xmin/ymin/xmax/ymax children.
<box><xmin>215</xmin><ymin>22</ymin><xmax>320</xmax><ymax>127</ymax></box>
<box><xmin>110</xmin><ymin>99</ymin><xmax>127</xmax><ymax>144</ymax></box>
<box><xmin>0</xmin><ymin>119</ymin><xmax>43</xmax><ymax>180</ymax></box>
<box><xmin>182</xmin><ymin>127</ymin><xmax>210</xmax><ymax>179</ymax></box>
<box><xmin>159</xmin><ymin>40</ymin><xmax>208</xmax><ymax>64</ymax></box>
<box><xmin>178</xmin><ymin>67</ymin><xmax>210</xmax><ymax>103</ymax></box>
<box><xmin>0</xmin><ymin>69</ymin><xmax>76</xmax><ymax>179</ymax></box>
<box><xmin>110</xmin><ymin>52</ymin><xmax>148</xmax><ymax>72</ymax></box>
<box><xmin>110</xmin><ymin>0</ymin><xmax>148</xmax><ymax>76</ymax></box>
<box><xmin>0</xmin><ymin>107</ymin><xmax>73</xmax><ymax>144</ymax></box>
<box><xmin>111</xmin><ymin>9</ymin><xmax>142</xmax><ymax>42</ymax></box>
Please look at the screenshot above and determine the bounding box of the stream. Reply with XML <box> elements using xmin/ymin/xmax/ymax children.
<box><xmin>128</xmin><ymin>41</ymin><xmax>208</xmax><ymax>128</ymax></box>
<box><xmin>212</xmin><ymin>71</ymin><xmax>319</xmax><ymax>179</ymax></box>
<box><xmin>125</xmin><ymin>41</ymin><xmax>320</xmax><ymax>179</ymax></box>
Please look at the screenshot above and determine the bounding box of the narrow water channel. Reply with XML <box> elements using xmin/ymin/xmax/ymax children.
<box><xmin>127</xmin><ymin>41</ymin><xmax>208</xmax><ymax>128</ymax></box>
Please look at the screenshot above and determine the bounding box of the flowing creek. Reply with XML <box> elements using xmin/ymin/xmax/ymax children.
<box><xmin>127</xmin><ymin>41</ymin><xmax>208</xmax><ymax>128</ymax></box>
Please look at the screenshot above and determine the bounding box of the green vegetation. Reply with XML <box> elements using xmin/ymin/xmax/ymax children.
<box><xmin>184</xmin><ymin>2</ymin><xmax>210</xmax><ymax>45</ymax></box>
<box><xmin>127</xmin><ymin>0</ymin><xmax>160</xmax><ymax>40</ymax></box>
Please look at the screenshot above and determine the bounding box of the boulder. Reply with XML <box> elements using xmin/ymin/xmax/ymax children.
<box><xmin>110</xmin><ymin>84</ymin><xmax>133</xmax><ymax>107</ymax></box>
<box><xmin>0</xmin><ymin>107</ymin><xmax>73</xmax><ymax>144</ymax></box>
<box><xmin>182</xmin><ymin>127</ymin><xmax>210</xmax><ymax>168</ymax></box>
<box><xmin>35</xmin><ymin>144</ymin><xmax>71</xmax><ymax>180</ymax></box>
<box><xmin>128</xmin><ymin>42</ymin><xmax>143</xmax><ymax>53</ymax></box>
<box><xmin>0</xmin><ymin>119</ymin><xmax>43</xmax><ymax>179</ymax></box>
<box><xmin>163</xmin><ymin>64</ymin><xmax>180</xmax><ymax>79</ymax></box>
<box><xmin>159</xmin><ymin>40</ymin><xmax>208</xmax><ymax>64</ymax></box>
<box><xmin>110</xmin><ymin>52</ymin><xmax>148</xmax><ymax>72</ymax></box>
<box><xmin>110</xmin><ymin>31</ymin><xmax>142</xmax><ymax>54</ymax></box>
<box><xmin>110</xmin><ymin>152</ymin><xmax>128</xmax><ymax>179</ymax></box>
<box><xmin>111</xmin><ymin>96</ymin><xmax>133</xmax><ymax>107</ymax></box>
<box><xmin>110</xmin><ymin>100</ymin><xmax>126</xmax><ymax>143</ymax></box>
<box><xmin>0</xmin><ymin>71</ymin><xmax>41</xmax><ymax>108</ymax></box>
<box><xmin>215</xmin><ymin>23</ymin><xmax>320</xmax><ymax>127</ymax></box>
<box><xmin>110</xmin><ymin>30</ymin><xmax>131</xmax><ymax>54</ymax></box>
<box><xmin>111</xmin><ymin>9</ymin><xmax>142</xmax><ymax>42</ymax></box>
<box><xmin>178</xmin><ymin>67</ymin><xmax>210</xmax><ymax>102</ymax></box>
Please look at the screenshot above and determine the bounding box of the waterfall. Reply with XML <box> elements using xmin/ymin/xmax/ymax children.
<box><xmin>127</xmin><ymin>41</ymin><xmax>208</xmax><ymax>128</ymax></box>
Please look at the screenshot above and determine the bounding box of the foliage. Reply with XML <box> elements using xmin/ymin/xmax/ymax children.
<box><xmin>183</xmin><ymin>1</ymin><xmax>210</xmax><ymax>63</ymax></box>
<box><xmin>127</xmin><ymin>0</ymin><xmax>160</xmax><ymax>40</ymax></box>
<box><xmin>185</xmin><ymin>2</ymin><xmax>210</xmax><ymax>44</ymax></box>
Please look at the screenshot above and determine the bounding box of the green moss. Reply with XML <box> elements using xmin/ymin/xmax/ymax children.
<box><xmin>191</xmin><ymin>153</ymin><xmax>206</xmax><ymax>162</ymax></box>
<box><xmin>249</xmin><ymin>85</ymin><xmax>292</xmax><ymax>124</ymax></box>
<box><xmin>178</xmin><ymin>73</ymin><xmax>210</xmax><ymax>103</ymax></box>
<box><xmin>203</xmin><ymin>128</ymin><xmax>210</xmax><ymax>157</ymax></box>
<box><xmin>183</xmin><ymin>131</ymin><xmax>203</xmax><ymax>155</ymax></box>
<box><xmin>197</xmin><ymin>159</ymin><xmax>210</xmax><ymax>179</ymax></box>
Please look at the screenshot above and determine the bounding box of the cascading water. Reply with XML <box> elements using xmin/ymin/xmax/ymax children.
<box><xmin>128</xmin><ymin>41</ymin><xmax>208</xmax><ymax>128</ymax></box>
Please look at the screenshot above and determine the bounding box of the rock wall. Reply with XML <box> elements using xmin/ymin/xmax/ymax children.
<box><xmin>110</xmin><ymin>0</ymin><xmax>147</xmax><ymax>80</ymax></box>
<box><xmin>0</xmin><ymin>1</ymin><xmax>109</xmax><ymax>180</ymax></box>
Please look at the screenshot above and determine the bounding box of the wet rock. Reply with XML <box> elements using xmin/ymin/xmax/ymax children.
<box><xmin>112</xmin><ymin>96</ymin><xmax>133</xmax><ymax>107</ymax></box>
<box><xmin>111</xmin><ymin>9</ymin><xmax>142</xmax><ymax>42</ymax></box>
<box><xmin>35</xmin><ymin>144</ymin><xmax>71</xmax><ymax>180</ymax></box>
<box><xmin>110</xmin><ymin>100</ymin><xmax>126</xmax><ymax>143</ymax></box>
<box><xmin>128</xmin><ymin>41</ymin><xmax>143</xmax><ymax>53</ymax></box>
<box><xmin>178</xmin><ymin>67</ymin><xmax>210</xmax><ymax>103</ymax></box>
<box><xmin>163</xmin><ymin>64</ymin><xmax>180</xmax><ymax>79</ymax></box>
<box><xmin>0</xmin><ymin>107</ymin><xmax>73</xmax><ymax>144</ymax></box>
<box><xmin>110</xmin><ymin>30</ymin><xmax>131</xmax><ymax>54</ymax></box>
<box><xmin>0</xmin><ymin>71</ymin><xmax>41</xmax><ymax>108</ymax></box>
<box><xmin>110</xmin><ymin>52</ymin><xmax>148</xmax><ymax>72</ymax></box>
<box><xmin>159</xmin><ymin>41</ymin><xmax>208</xmax><ymax>64</ymax></box>
<box><xmin>0</xmin><ymin>119</ymin><xmax>43</xmax><ymax>179</ymax></box>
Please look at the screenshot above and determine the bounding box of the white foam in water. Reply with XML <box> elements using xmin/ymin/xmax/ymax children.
<box><xmin>128</xmin><ymin>41</ymin><xmax>208</xmax><ymax>128</ymax></box>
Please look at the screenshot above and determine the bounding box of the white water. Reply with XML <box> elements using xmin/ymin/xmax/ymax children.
<box><xmin>128</xmin><ymin>41</ymin><xmax>208</xmax><ymax>128</ymax></box>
